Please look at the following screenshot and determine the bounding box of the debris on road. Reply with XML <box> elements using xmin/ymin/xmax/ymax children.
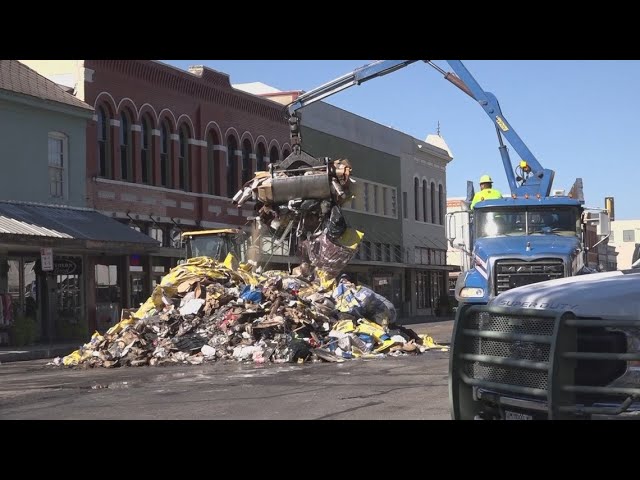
<box><xmin>54</xmin><ymin>155</ymin><xmax>448</xmax><ymax>369</ymax></box>
<box><xmin>56</xmin><ymin>255</ymin><xmax>447</xmax><ymax>368</ymax></box>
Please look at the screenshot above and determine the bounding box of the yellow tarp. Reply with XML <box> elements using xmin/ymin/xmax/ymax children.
<box><xmin>419</xmin><ymin>334</ymin><xmax>450</xmax><ymax>351</ymax></box>
<box><xmin>336</xmin><ymin>228</ymin><xmax>364</xmax><ymax>250</ymax></box>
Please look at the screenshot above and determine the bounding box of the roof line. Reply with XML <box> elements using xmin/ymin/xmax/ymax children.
<box><xmin>0</xmin><ymin>199</ymin><xmax>96</xmax><ymax>212</ymax></box>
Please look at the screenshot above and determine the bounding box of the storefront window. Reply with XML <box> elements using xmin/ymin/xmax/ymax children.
<box><xmin>56</xmin><ymin>274</ymin><xmax>81</xmax><ymax>323</ymax></box>
<box><xmin>44</xmin><ymin>256</ymin><xmax>84</xmax><ymax>341</ymax></box>
<box><xmin>7</xmin><ymin>259</ymin><xmax>21</xmax><ymax>313</ymax></box>
<box><xmin>373</xmin><ymin>276</ymin><xmax>394</xmax><ymax>305</ymax></box>
<box><xmin>152</xmin><ymin>265</ymin><xmax>167</xmax><ymax>288</ymax></box>
<box><xmin>95</xmin><ymin>264</ymin><xmax>120</xmax><ymax>303</ymax></box>
<box><xmin>416</xmin><ymin>271</ymin><xmax>433</xmax><ymax>310</ymax></box>
<box><xmin>0</xmin><ymin>258</ymin><xmax>41</xmax><ymax>345</ymax></box>
<box><xmin>95</xmin><ymin>263</ymin><xmax>120</xmax><ymax>332</ymax></box>
<box><xmin>129</xmin><ymin>255</ymin><xmax>146</xmax><ymax>309</ymax></box>
<box><xmin>431</xmin><ymin>271</ymin><xmax>444</xmax><ymax>308</ymax></box>
<box><xmin>23</xmin><ymin>259</ymin><xmax>37</xmax><ymax>318</ymax></box>
<box><xmin>0</xmin><ymin>260</ymin><xmax>20</xmax><ymax>345</ymax></box>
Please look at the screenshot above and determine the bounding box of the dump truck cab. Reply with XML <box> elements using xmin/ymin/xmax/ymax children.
<box><xmin>452</xmin><ymin>196</ymin><xmax>588</xmax><ymax>305</ymax></box>
<box><xmin>181</xmin><ymin>229</ymin><xmax>248</xmax><ymax>262</ymax></box>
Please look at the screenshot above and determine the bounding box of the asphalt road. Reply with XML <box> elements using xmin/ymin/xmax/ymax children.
<box><xmin>0</xmin><ymin>321</ymin><xmax>453</xmax><ymax>420</ymax></box>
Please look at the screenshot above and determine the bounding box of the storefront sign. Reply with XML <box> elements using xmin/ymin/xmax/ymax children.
<box><xmin>36</xmin><ymin>256</ymin><xmax>82</xmax><ymax>275</ymax></box>
<box><xmin>53</xmin><ymin>257</ymin><xmax>82</xmax><ymax>275</ymax></box>
<box><xmin>40</xmin><ymin>248</ymin><xmax>53</xmax><ymax>271</ymax></box>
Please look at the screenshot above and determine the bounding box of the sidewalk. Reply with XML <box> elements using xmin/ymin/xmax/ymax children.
<box><xmin>397</xmin><ymin>315</ymin><xmax>454</xmax><ymax>326</ymax></box>
<box><xmin>0</xmin><ymin>343</ymin><xmax>79</xmax><ymax>364</ymax></box>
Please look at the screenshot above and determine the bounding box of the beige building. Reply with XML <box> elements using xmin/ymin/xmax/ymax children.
<box><xmin>610</xmin><ymin>220</ymin><xmax>640</xmax><ymax>269</ymax></box>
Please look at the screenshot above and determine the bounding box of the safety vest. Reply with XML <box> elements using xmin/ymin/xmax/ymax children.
<box><xmin>470</xmin><ymin>188</ymin><xmax>503</xmax><ymax>209</ymax></box>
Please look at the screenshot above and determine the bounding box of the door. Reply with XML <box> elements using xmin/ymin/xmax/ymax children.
<box><xmin>129</xmin><ymin>272</ymin><xmax>145</xmax><ymax>310</ymax></box>
<box><xmin>95</xmin><ymin>259</ymin><xmax>121</xmax><ymax>332</ymax></box>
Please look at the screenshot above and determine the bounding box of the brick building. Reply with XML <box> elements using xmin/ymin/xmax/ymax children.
<box><xmin>22</xmin><ymin>60</ymin><xmax>291</xmax><ymax>329</ymax></box>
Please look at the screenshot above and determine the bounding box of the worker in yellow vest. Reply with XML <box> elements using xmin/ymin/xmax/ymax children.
<box><xmin>471</xmin><ymin>174</ymin><xmax>503</xmax><ymax>209</ymax></box>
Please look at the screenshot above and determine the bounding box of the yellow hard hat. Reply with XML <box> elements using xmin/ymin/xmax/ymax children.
<box><xmin>479</xmin><ymin>174</ymin><xmax>493</xmax><ymax>184</ymax></box>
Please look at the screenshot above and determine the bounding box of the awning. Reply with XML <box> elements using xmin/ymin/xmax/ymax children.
<box><xmin>0</xmin><ymin>201</ymin><xmax>159</xmax><ymax>252</ymax></box>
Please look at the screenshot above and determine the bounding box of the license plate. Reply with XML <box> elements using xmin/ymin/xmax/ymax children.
<box><xmin>505</xmin><ymin>410</ymin><xmax>533</xmax><ymax>420</ymax></box>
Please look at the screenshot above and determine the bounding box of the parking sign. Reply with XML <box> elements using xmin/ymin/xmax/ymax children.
<box><xmin>40</xmin><ymin>248</ymin><xmax>53</xmax><ymax>271</ymax></box>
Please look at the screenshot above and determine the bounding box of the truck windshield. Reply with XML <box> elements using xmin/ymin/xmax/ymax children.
<box><xmin>475</xmin><ymin>207</ymin><xmax>580</xmax><ymax>238</ymax></box>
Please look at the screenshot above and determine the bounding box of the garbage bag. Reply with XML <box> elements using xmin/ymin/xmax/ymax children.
<box><xmin>332</xmin><ymin>284</ymin><xmax>397</xmax><ymax>327</ymax></box>
<box><xmin>240</xmin><ymin>285</ymin><xmax>263</xmax><ymax>303</ymax></box>
<box><xmin>327</xmin><ymin>206</ymin><xmax>347</xmax><ymax>240</ymax></box>
<box><xmin>305</xmin><ymin>231</ymin><xmax>362</xmax><ymax>279</ymax></box>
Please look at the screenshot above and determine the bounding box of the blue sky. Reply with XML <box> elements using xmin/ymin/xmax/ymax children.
<box><xmin>163</xmin><ymin>60</ymin><xmax>635</xmax><ymax>220</ymax></box>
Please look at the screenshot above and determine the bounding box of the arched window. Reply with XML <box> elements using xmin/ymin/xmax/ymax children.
<box><xmin>414</xmin><ymin>177</ymin><xmax>419</xmax><ymax>221</ymax></box>
<box><xmin>242</xmin><ymin>139</ymin><xmax>252</xmax><ymax>186</ymax></box>
<box><xmin>160</xmin><ymin>121</ymin><xmax>171</xmax><ymax>187</ymax></box>
<box><xmin>140</xmin><ymin>115</ymin><xmax>152</xmax><ymax>184</ymax></box>
<box><xmin>256</xmin><ymin>143</ymin><xmax>267</xmax><ymax>172</ymax></box>
<box><xmin>178</xmin><ymin>124</ymin><xmax>190</xmax><ymax>191</ymax></box>
<box><xmin>439</xmin><ymin>184</ymin><xmax>445</xmax><ymax>226</ymax></box>
<box><xmin>207</xmin><ymin>130</ymin><xmax>220</xmax><ymax>195</ymax></box>
<box><xmin>269</xmin><ymin>145</ymin><xmax>279</xmax><ymax>164</ymax></box>
<box><xmin>430</xmin><ymin>181</ymin><xmax>436</xmax><ymax>224</ymax></box>
<box><xmin>282</xmin><ymin>148</ymin><xmax>291</xmax><ymax>159</ymax></box>
<box><xmin>120</xmin><ymin>110</ymin><xmax>132</xmax><ymax>181</ymax></box>
<box><xmin>227</xmin><ymin>135</ymin><xmax>238</xmax><ymax>197</ymax></box>
<box><xmin>422</xmin><ymin>179</ymin><xmax>428</xmax><ymax>223</ymax></box>
<box><xmin>97</xmin><ymin>106</ymin><xmax>111</xmax><ymax>178</ymax></box>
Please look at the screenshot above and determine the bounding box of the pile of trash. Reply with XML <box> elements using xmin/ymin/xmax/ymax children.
<box><xmin>55</xmin><ymin>256</ymin><xmax>447</xmax><ymax>369</ymax></box>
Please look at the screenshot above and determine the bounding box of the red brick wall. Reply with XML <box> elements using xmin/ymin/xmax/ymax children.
<box><xmin>83</xmin><ymin>60</ymin><xmax>290</xmax><ymax>227</ymax></box>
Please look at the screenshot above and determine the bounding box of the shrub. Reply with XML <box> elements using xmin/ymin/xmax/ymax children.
<box><xmin>11</xmin><ymin>314</ymin><xmax>38</xmax><ymax>347</ymax></box>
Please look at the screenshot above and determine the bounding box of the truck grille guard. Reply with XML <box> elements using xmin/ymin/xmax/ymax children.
<box><xmin>449</xmin><ymin>304</ymin><xmax>640</xmax><ymax>419</ymax></box>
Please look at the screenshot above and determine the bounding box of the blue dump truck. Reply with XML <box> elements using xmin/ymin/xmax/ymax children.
<box><xmin>272</xmin><ymin>60</ymin><xmax>620</xmax><ymax>420</ymax></box>
<box><xmin>449</xmin><ymin>187</ymin><xmax>609</xmax><ymax>306</ymax></box>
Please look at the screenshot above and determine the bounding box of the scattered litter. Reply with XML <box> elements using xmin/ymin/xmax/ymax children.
<box><xmin>56</xmin><ymin>255</ymin><xmax>444</xmax><ymax>368</ymax></box>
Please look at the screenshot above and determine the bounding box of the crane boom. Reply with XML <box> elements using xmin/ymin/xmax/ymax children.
<box><xmin>285</xmin><ymin>60</ymin><xmax>555</xmax><ymax>197</ymax></box>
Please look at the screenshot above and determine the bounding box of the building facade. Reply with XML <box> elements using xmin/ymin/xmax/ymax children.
<box><xmin>22</xmin><ymin>60</ymin><xmax>291</xmax><ymax>328</ymax></box>
<box><xmin>300</xmin><ymin>124</ymin><xmax>405</xmax><ymax>310</ymax></box>
<box><xmin>610</xmin><ymin>219</ymin><xmax>640</xmax><ymax>269</ymax></box>
<box><xmin>0</xmin><ymin>61</ymin><xmax>157</xmax><ymax>346</ymax></box>
<box><xmin>21</xmin><ymin>62</ymin><xmax>456</xmax><ymax>324</ymax></box>
<box><xmin>400</xmin><ymin>134</ymin><xmax>453</xmax><ymax>316</ymax></box>
<box><xmin>297</xmin><ymin>101</ymin><xmax>453</xmax><ymax>317</ymax></box>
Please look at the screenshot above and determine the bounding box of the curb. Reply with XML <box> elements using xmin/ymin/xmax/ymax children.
<box><xmin>0</xmin><ymin>346</ymin><xmax>76</xmax><ymax>364</ymax></box>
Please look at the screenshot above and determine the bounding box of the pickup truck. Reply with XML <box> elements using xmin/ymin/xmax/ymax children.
<box><xmin>449</xmin><ymin>248</ymin><xmax>640</xmax><ymax>420</ymax></box>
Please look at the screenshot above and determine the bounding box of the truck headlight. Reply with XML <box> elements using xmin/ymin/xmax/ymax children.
<box><xmin>459</xmin><ymin>287</ymin><xmax>485</xmax><ymax>298</ymax></box>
